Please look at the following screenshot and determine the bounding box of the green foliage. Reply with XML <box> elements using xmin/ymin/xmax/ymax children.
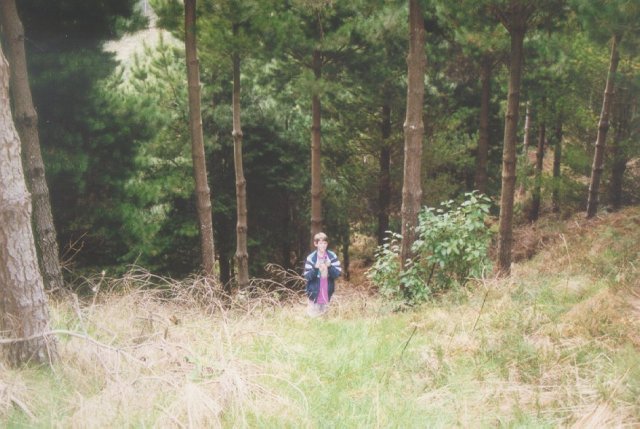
<box><xmin>113</xmin><ymin>33</ymin><xmax>312</xmax><ymax>276</ymax></box>
<box><xmin>17</xmin><ymin>0</ymin><xmax>147</xmax><ymax>270</ymax></box>
<box><xmin>19</xmin><ymin>0</ymin><xmax>136</xmax><ymax>47</ymax></box>
<box><xmin>115</xmin><ymin>39</ymin><xmax>199</xmax><ymax>275</ymax></box>
<box><xmin>572</xmin><ymin>0</ymin><xmax>640</xmax><ymax>45</ymax></box>
<box><xmin>548</xmin><ymin>174</ymin><xmax>588</xmax><ymax>213</ymax></box>
<box><xmin>413</xmin><ymin>192</ymin><xmax>493</xmax><ymax>286</ymax></box>
<box><xmin>368</xmin><ymin>192</ymin><xmax>493</xmax><ymax>304</ymax></box>
<box><xmin>366</xmin><ymin>232</ymin><xmax>404</xmax><ymax>300</ymax></box>
<box><xmin>424</xmin><ymin>126</ymin><xmax>478</xmax><ymax>204</ymax></box>
<box><xmin>564</xmin><ymin>143</ymin><xmax>592</xmax><ymax>177</ymax></box>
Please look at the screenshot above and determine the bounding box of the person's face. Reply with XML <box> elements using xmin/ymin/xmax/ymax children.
<box><xmin>315</xmin><ymin>239</ymin><xmax>328</xmax><ymax>253</ymax></box>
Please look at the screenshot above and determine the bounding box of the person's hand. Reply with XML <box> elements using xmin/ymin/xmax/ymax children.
<box><xmin>319</xmin><ymin>264</ymin><xmax>328</xmax><ymax>276</ymax></box>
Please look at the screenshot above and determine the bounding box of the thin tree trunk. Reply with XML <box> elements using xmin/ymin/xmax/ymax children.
<box><xmin>522</xmin><ymin>102</ymin><xmax>531</xmax><ymax>155</ymax></box>
<box><xmin>586</xmin><ymin>34</ymin><xmax>621</xmax><ymax>218</ymax></box>
<box><xmin>343</xmin><ymin>226</ymin><xmax>350</xmax><ymax>280</ymax></box>
<box><xmin>184</xmin><ymin>0</ymin><xmax>216</xmax><ymax>277</ymax></box>
<box><xmin>400</xmin><ymin>0</ymin><xmax>426</xmax><ymax>269</ymax></box>
<box><xmin>496</xmin><ymin>27</ymin><xmax>526</xmax><ymax>275</ymax></box>
<box><xmin>529</xmin><ymin>120</ymin><xmax>545</xmax><ymax>221</ymax></box>
<box><xmin>474</xmin><ymin>58</ymin><xmax>491</xmax><ymax>194</ymax></box>
<box><xmin>552</xmin><ymin>122</ymin><xmax>562</xmax><ymax>213</ymax></box>
<box><xmin>310</xmin><ymin>49</ymin><xmax>323</xmax><ymax>245</ymax></box>
<box><xmin>0</xmin><ymin>0</ymin><xmax>64</xmax><ymax>292</ymax></box>
<box><xmin>608</xmin><ymin>89</ymin><xmax>633</xmax><ymax>211</ymax></box>
<box><xmin>0</xmin><ymin>46</ymin><xmax>57</xmax><ymax>366</ymax></box>
<box><xmin>377</xmin><ymin>103</ymin><xmax>391</xmax><ymax>245</ymax></box>
<box><xmin>232</xmin><ymin>25</ymin><xmax>249</xmax><ymax>290</ymax></box>
<box><xmin>517</xmin><ymin>101</ymin><xmax>531</xmax><ymax>197</ymax></box>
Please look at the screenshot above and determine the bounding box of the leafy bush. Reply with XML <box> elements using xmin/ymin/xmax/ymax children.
<box><xmin>367</xmin><ymin>192</ymin><xmax>493</xmax><ymax>304</ymax></box>
<box><xmin>366</xmin><ymin>232</ymin><xmax>404</xmax><ymax>299</ymax></box>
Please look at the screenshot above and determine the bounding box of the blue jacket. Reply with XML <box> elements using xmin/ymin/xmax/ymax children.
<box><xmin>303</xmin><ymin>250</ymin><xmax>341</xmax><ymax>302</ymax></box>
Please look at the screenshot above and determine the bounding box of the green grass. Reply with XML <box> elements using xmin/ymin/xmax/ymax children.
<box><xmin>2</xmin><ymin>208</ymin><xmax>640</xmax><ymax>427</ymax></box>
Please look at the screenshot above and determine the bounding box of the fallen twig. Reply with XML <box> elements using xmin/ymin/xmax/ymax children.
<box><xmin>0</xmin><ymin>329</ymin><xmax>147</xmax><ymax>366</ymax></box>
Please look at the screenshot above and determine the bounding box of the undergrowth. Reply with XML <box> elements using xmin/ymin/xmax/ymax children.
<box><xmin>1</xmin><ymin>208</ymin><xmax>639</xmax><ymax>428</ymax></box>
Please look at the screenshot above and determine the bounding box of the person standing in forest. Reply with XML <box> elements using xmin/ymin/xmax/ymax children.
<box><xmin>303</xmin><ymin>232</ymin><xmax>341</xmax><ymax>317</ymax></box>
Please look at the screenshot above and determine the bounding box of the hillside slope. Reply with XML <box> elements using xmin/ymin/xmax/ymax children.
<box><xmin>1</xmin><ymin>207</ymin><xmax>639</xmax><ymax>427</ymax></box>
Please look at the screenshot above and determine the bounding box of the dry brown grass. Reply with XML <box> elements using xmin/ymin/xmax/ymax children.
<box><xmin>0</xmin><ymin>266</ymin><xmax>314</xmax><ymax>427</ymax></box>
<box><xmin>0</xmin><ymin>369</ymin><xmax>34</xmax><ymax>421</ymax></box>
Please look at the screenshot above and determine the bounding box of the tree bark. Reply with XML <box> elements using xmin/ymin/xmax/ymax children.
<box><xmin>608</xmin><ymin>91</ymin><xmax>632</xmax><ymax>211</ymax></box>
<box><xmin>586</xmin><ymin>34</ymin><xmax>621</xmax><ymax>218</ymax></box>
<box><xmin>310</xmin><ymin>49</ymin><xmax>323</xmax><ymax>246</ymax></box>
<box><xmin>377</xmin><ymin>103</ymin><xmax>391</xmax><ymax>245</ymax></box>
<box><xmin>342</xmin><ymin>226</ymin><xmax>350</xmax><ymax>280</ymax></box>
<box><xmin>529</xmin><ymin>120</ymin><xmax>545</xmax><ymax>221</ymax></box>
<box><xmin>552</xmin><ymin>122</ymin><xmax>562</xmax><ymax>213</ymax></box>
<box><xmin>232</xmin><ymin>25</ymin><xmax>249</xmax><ymax>290</ymax></box>
<box><xmin>0</xmin><ymin>0</ymin><xmax>64</xmax><ymax>292</ymax></box>
<box><xmin>522</xmin><ymin>102</ymin><xmax>532</xmax><ymax>155</ymax></box>
<box><xmin>400</xmin><ymin>0</ymin><xmax>426</xmax><ymax>269</ymax></box>
<box><xmin>0</xmin><ymin>45</ymin><xmax>57</xmax><ymax>366</ymax></box>
<box><xmin>474</xmin><ymin>58</ymin><xmax>491</xmax><ymax>195</ymax></box>
<box><xmin>517</xmin><ymin>101</ymin><xmax>531</xmax><ymax>197</ymax></box>
<box><xmin>496</xmin><ymin>25</ymin><xmax>526</xmax><ymax>275</ymax></box>
<box><xmin>184</xmin><ymin>0</ymin><xmax>216</xmax><ymax>277</ymax></box>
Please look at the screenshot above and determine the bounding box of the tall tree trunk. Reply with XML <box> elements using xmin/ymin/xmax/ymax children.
<box><xmin>0</xmin><ymin>46</ymin><xmax>57</xmax><ymax>366</ymax></box>
<box><xmin>184</xmin><ymin>0</ymin><xmax>216</xmax><ymax>277</ymax></box>
<box><xmin>496</xmin><ymin>26</ymin><xmax>526</xmax><ymax>275</ymax></box>
<box><xmin>529</xmin><ymin>120</ymin><xmax>545</xmax><ymax>221</ymax></box>
<box><xmin>474</xmin><ymin>58</ymin><xmax>491</xmax><ymax>194</ymax></box>
<box><xmin>232</xmin><ymin>25</ymin><xmax>249</xmax><ymax>290</ymax></box>
<box><xmin>552</xmin><ymin>122</ymin><xmax>562</xmax><ymax>213</ymax></box>
<box><xmin>522</xmin><ymin>102</ymin><xmax>532</xmax><ymax>155</ymax></box>
<box><xmin>400</xmin><ymin>0</ymin><xmax>426</xmax><ymax>269</ymax></box>
<box><xmin>608</xmin><ymin>90</ymin><xmax>632</xmax><ymax>211</ymax></box>
<box><xmin>586</xmin><ymin>34</ymin><xmax>621</xmax><ymax>218</ymax></box>
<box><xmin>377</xmin><ymin>103</ymin><xmax>391</xmax><ymax>245</ymax></box>
<box><xmin>0</xmin><ymin>0</ymin><xmax>64</xmax><ymax>292</ymax></box>
<box><xmin>310</xmin><ymin>49</ymin><xmax>323</xmax><ymax>245</ymax></box>
<box><xmin>517</xmin><ymin>101</ymin><xmax>531</xmax><ymax>197</ymax></box>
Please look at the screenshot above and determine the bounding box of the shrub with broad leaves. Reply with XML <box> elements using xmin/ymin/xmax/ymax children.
<box><xmin>367</xmin><ymin>192</ymin><xmax>493</xmax><ymax>304</ymax></box>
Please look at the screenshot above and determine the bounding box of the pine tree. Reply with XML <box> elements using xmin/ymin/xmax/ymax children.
<box><xmin>0</xmin><ymin>42</ymin><xmax>57</xmax><ymax>366</ymax></box>
<box><xmin>16</xmin><ymin>0</ymin><xmax>142</xmax><ymax>268</ymax></box>
<box><xmin>400</xmin><ymin>0</ymin><xmax>427</xmax><ymax>268</ymax></box>
<box><xmin>586</xmin><ymin>34</ymin><xmax>620</xmax><ymax>218</ymax></box>
<box><xmin>0</xmin><ymin>0</ymin><xmax>64</xmax><ymax>292</ymax></box>
<box><xmin>232</xmin><ymin>22</ymin><xmax>249</xmax><ymax>290</ymax></box>
<box><xmin>184</xmin><ymin>0</ymin><xmax>216</xmax><ymax>277</ymax></box>
<box><xmin>575</xmin><ymin>0</ymin><xmax>640</xmax><ymax>217</ymax></box>
<box><xmin>529</xmin><ymin>112</ymin><xmax>545</xmax><ymax>221</ymax></box>
<box><xmin>477</xmin><ymin>0</ymin><xmax>567</xmax><ymax>275</ymax></box>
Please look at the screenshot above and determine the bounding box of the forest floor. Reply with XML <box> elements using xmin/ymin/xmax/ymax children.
<box><xmin>2</xmin><ymin>207</ymin><xmax>640</xmax><ymax>427</ymax></box>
